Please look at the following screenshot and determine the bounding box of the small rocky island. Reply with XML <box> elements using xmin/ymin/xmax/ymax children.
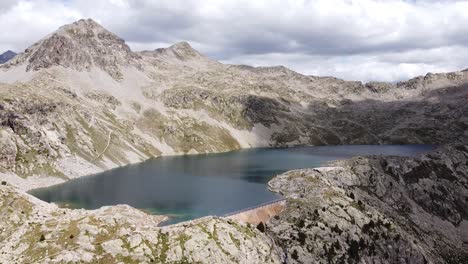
<box><xmin>0</xmin><ymin>19</ymin><xmax>467</xmax><ymax>263</ymax></box>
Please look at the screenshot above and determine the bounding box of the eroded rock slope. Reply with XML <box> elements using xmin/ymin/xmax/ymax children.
<box><xmin>268</xmin><ymin>144</ymin><xmax>468</xmax><ymax>263</ymax></box>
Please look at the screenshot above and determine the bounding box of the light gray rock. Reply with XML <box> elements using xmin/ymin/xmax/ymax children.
<box><xmin>0</xmin><ymin>129</ymin><xmax>17</xmax><ymax>169</ymax></box>
<box><xmin>2</xmin><ymin>19</ymin><xmax>141</xmax><ymax>79</ymax></box>
<box><xmin>0</xmin><ymin>184</ymin><xmax>281</xmax><ymax>263</ymax></box>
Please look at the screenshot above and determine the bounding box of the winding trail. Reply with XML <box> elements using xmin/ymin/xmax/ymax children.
<box><xmin>94</xmin><ymin>131</ymin><xmax>113</xmax><ymax>160</ymax></box>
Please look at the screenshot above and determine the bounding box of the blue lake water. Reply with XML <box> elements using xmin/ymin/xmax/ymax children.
<box><xmin>29</xmin><ymin>145</ymin><xmax>435</xmax><ymax>225</ymax></box>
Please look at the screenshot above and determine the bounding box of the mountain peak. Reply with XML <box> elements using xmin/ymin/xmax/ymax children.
<box><xmin>169</xmin><ymin>41</ymin><xmax>193</xmax><ymax>50</ymax></box>
<box><xmin>2</xmin><ymin>50</ymin><xmax>16</xmax><ymax>55</ymax></box>
<box><xmin>3</xmin><ymin>18</ymin><xmax>141</xmax><ymax>79</ymax></box>
<box><xmin>70</xmin><ymin>18</ymin><xmax>101</xmax><ymax>27</ymax></box>
<box><xmin>153</xmin><ymin>41</ymin><xmax>202</xmax><ymax>61</ymax></box>
<box><xmin>57</xmin><ymin>18</ymin><xmax>108</xmax><ymax>36</ymax></box>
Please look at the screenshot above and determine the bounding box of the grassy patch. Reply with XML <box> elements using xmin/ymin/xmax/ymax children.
<box><xmin>229</xmin><ymin>232</ymin><xmax>241</xmax><ymax>249</ymax></box>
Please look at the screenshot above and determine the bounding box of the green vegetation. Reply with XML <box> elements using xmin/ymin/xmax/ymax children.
<box><xmin>350</xmin><ymin>200</ymin><xmax>366</xmax><ymax>212</ymax></box>
<box><xmin>229</xmin><ymin>232</ymin><xmax>241</xmax><ymax>249</ymax></box>
<box><xmin>176</xmin><ymin>233</ymin><xmax>191</xmax><ymax>255</ymax></box>
<box><xmin>138</xmin><ymin>108</ymin><xmax>240</xmax><ymax>154</ymax></box>
<box><xmin>158</xmin><ymin>231</ymin><xmax>170</xmax><ymax>263</ymax></box>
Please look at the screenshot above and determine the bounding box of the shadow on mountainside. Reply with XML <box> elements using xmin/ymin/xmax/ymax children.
<box><xmin>247</xmin><ymin>83</ymin><xmax>468</xmax><ymax>147</ymax></box>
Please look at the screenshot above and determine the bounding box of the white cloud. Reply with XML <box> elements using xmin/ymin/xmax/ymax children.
<box><xmin>0</xmin><ymin>0</ymin><xmax>17</xmax><ymax>12</ymax></box>
<box><xmin>0</xmin><ymin>0</ymin><xmax>80</xmax><ymax>51</ymax></box>
<box><xmin>1</xmin><ymin>0</ymin><xmax>468</xmax><ymax>82</ymax></box>
<box><xmin>223</xmin><ymin>45</ymin><xmax>468</xmax><ymax>82</ymax></box>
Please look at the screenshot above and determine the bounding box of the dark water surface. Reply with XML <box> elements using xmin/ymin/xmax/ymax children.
<box><xmin>30</xmin><ymin>145</ymin><xmax>435</xmax><ymax>224</ymax></box>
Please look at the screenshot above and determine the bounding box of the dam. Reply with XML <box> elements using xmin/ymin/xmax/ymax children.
<box><xmin>225</xmin><ymin>198</ymin><xmax>287</xmax><ymax>226</ymax></box>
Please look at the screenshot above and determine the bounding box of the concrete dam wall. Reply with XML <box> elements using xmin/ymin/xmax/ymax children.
<box><xmin>225</xmin><ymin>199</ymin><xmax>286</xmax><ymax>226</ymax></box>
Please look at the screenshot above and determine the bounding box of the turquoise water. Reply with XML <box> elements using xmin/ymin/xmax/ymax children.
<box><xmin>29</xmin><ymin>145</ymin><xmax>435</xmax><ymax>225</ymax></box>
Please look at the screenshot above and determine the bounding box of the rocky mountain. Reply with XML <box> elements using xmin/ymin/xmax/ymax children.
<box><xmin>0</xmin><ymin>50</ymin><xmax>16</xmax><ymax>64</ymax></box>
<box><xmin>268</xmin><ymin>143</ymin><xmax>468</xmax><ymax>263</ymax></box>
<box><xmin>0</xmin><ymin>18</ymin><xmax>466</xmax><ymax>190</ymax></box>
<box><xmin>1</xmin><ymin>143</ymin><xmax>466</xmax><ymax>263</ymax></box>
<box><xmin>0</xmin><ymin>18</ymin><xmax>467</xmax><ymax>263</ymax></box>
<box><xmin>4</xmin><ymin>19</ymin><xmax>140</xmax><ymax>79</ymax></box>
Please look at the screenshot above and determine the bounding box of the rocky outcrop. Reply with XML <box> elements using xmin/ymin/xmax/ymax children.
<box><xmin>0</xmin><ymin>50</ymin><xmax>16</xmax><ymax>64</ymax></box>
<box><xmin>152</xmin><ymin>41</ymin><xmax>204</xmax><ymax>61</ymax></box>
<box><xmin>267</xmin><ymin>144</ymin><xmax>468</xmax><ymax>263</ymax></box>
<box><xmin>0</xmin><ymin>183</ymin><xmax>281</xmax><ymax>263</ymax></box>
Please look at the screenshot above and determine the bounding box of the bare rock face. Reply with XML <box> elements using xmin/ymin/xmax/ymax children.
<box><xmin>267</xmin><ymin>144</ymin><xmax>468</xmax><ymax>263</ymax></box>
<box><xmin>0</xmin><ymin>129</ymin><xmax>17</xmax><ymax>169</ymax></box>
<box><xmin>160</xmin><ymin>87</ymin><xmax>291</xmax><ymax>130</ymax></box>
<box><xmin>153</xmin><ymin>41</ymin><xmax>203</xmax><ymax>61</ymax></box>
<box><xmin>365</xmin><ymin>81</ymin><xmax>392</xmax><ymax>93</ymax></box>
<box><xmin>3</xmin><ymin>19</ymin><xmax>141</xmax><ymax>79</ymax></box>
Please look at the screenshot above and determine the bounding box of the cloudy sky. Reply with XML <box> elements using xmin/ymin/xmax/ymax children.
<box><xmin>1</xmin><ymin>0</ymin><xmax>468</xmax><ymax>82</ymax></box>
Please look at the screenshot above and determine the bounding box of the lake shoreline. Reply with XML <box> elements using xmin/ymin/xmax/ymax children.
<box><xmin>28</xmin><ymin>144</ymin><xmax>436</xmax><ymax>225</ymax></box>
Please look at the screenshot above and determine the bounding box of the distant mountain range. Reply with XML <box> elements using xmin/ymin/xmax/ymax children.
<box><xmin>0</xmin><ymin>50</ymin><xmax>16</xmax><ymax>64</ymax></box>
